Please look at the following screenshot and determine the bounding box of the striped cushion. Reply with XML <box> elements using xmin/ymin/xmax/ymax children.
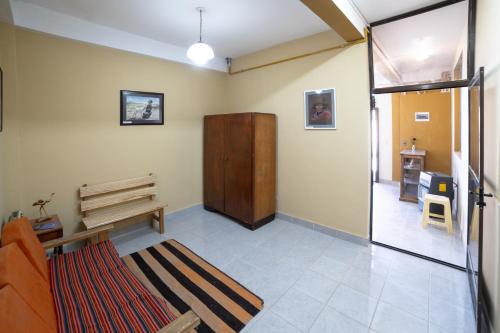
<box><xmin>50</xmin><ymin>241</ymin><xmax>176</xmax><ymax>333</ymax></box>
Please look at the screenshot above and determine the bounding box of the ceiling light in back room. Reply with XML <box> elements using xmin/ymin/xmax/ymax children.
<box><xmin>187</xmin><ymin>7</ymin><xmax>215</xmax><ymax>65</ymax></box>
<box><xmin>415</xmin><ymin>38</ymin><xmax>432</xmax><ymax>62</ymax></box>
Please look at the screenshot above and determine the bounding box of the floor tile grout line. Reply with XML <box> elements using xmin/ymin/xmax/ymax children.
<box><xmin>303</xmin><ymin>266</ymin><xmax>342</xmax><ymax>332</ymax></box>
<box><xmin>255</xmin><ymin>226</ymin><xmax>339</xmax><ymax>333</ymax></box>
<box><xmin>428</xmin><ymin>270</ymin><xmax>432</xmax><ymax>332</ymax></box>
<box><xmin>321</xmin><ymin>282</ymin><xmax>377</xmax><ymax>330</ymax></box>
<box><xmin>367</xmin><ymin>268</ymin><xmax>388</xmax><ymax>330</ymax></box>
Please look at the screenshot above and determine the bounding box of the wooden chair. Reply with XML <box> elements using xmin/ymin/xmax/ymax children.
<box><xmin>421</xmin><ymin>194</ymin><xmax>453</xmax><ymax>234</ymax></box>
<box><xmin>80</xmin><ymin>174</ymin><xmax>167</xmax><ymax>234</ymax></box>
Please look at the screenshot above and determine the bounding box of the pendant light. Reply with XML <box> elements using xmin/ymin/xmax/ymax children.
<box><xmin>187</xmin><ymin>7</ymin><xmax>215</xmax><ymax>65</ymax></box>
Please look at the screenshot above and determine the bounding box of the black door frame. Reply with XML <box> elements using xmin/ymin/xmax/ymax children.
<box><xmin>367</xmin><ymin>0</ymin><xmax>476</xmax><ymax>269</ymax></box>
<box><xmin>367</xmin><ymin>1</ymin><xmax>496</xmax><ymax>332</ymax></box>
<box><xmin>467</xmin><ymin>67</ymin><xmax>494</xmax><ymax>333</ymax></box>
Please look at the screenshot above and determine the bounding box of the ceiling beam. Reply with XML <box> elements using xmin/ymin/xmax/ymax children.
<box><xmin>301</xmin><ymin>0</ymin><xmax>366</xmax><ymax>41</ymax></box>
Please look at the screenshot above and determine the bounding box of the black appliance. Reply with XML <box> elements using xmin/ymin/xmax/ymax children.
<box><xmin>418</xmin><ymin>171</ymin><xmax>454</xmax><ymax>215</ymax></box>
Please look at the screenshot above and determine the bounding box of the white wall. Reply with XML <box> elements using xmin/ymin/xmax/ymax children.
<box><xmin>376</xmin><ymin>94</ymin><xmax>393</xmax><ymax>181</ymax></box>
<box><xmin>451</xmin><ymin>87</ymin><xmax>469</xmax><ymax>245</ymax></box>
<box><xmin>476</xmin><ymin>0</ymin><xmax>500</xmax><ymax>328</ymax></box>
<box><xmin>450</xmin><ymin>20</ymin><xmax>469</xmax><ymax>244</ymax></box>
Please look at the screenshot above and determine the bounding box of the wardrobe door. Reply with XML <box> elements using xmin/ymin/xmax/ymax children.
<box><xmin>203</xmin><ymin>115</ymin><xmax>225</xmax><ymax>212</ymax></box>
<box><xmin>224</xmin><ymin>114</ymin><xmax>253</xmax><ymax>223</ymax></box>
<box><xmin>253</xmin><ymin>114</ymin><xmax>276</xmax><ymax>222</ymax></box>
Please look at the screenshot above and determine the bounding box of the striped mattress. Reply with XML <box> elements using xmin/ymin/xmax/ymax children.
<box><xmin>49</xmin><ymin>240</ymin><xmax>177</xmax><ymax>333</ymax></box>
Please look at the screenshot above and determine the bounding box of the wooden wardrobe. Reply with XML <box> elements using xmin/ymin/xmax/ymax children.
<box><xmin>203</xmin><ymin>113</ymin><xmax>276</xmax><ymax>229</ymax></box>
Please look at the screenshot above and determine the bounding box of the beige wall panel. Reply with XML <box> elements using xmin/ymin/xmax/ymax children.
<box><xmin>14</xmin><ymin>29</ymin><xmax>227</xmax><ymax>233</ymax></box>
<box><xmin>0</xmin><ymin>22</ymin><xmax>23</xmax><ymax>223</ymax></box>
<box><xmin>227</xmin><ymin>43</ymin><xmax>370</xmax><ymax>238</ymax></box>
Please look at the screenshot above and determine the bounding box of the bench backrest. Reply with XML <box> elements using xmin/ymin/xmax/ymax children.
<box><xmin>79</xmin><ymin>174</ymin><xmax>157</xmax><ymax>215</ymax></box>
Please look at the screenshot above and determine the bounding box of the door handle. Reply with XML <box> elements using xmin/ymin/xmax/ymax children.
<box><xmin>469</xmin><ymin>191</ymin><xmax>494</xmax><ymax>197</ymax></box>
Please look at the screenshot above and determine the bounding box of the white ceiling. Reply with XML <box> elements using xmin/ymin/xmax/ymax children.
<box><xmin>372</xmin><ymin>1</ymin><xmax>468</xmax><ymax>85</ymax></box>
<box><xmin>8</xmin><ymin>0</ymin><xmax>468</xmax><ymax>74</ymax></box>
<box><xmin>352</xmin><ymin>0</ymin><xmax>451</xmax><ymax>23</ymax></box>
<box><xmin>15</xmin><ymin>0</ymin><xmax>331</xmax><ymax>58</ymax></box>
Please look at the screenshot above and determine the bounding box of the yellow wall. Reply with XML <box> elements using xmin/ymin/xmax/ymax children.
<box><xmin>392</xmin><ymin>90</ymin><xmax>452</xmax><ymax>181</ymax></box>
<box><xmin>3</xmin><ymin>26</ymin><xmax>370</xmax><ymax>240</ymax></box>
<box><xmin>476</xmin><ymin>0</ymin><xmax>500</xmax><ymax>328</ymax></box>
<box><xmin>0</xmin><ymin>22</ymin><xmax>22</xmax><ymax>223</ymax></box>
<box><xmin>13</xmin><ymin>28</ymin><xmax>227</xmax><ymax>233</ymax></box>
<box><xmin>226</xmin><ymin>31</ymin><xmax>371</xmax><ymax>238</ymax></box>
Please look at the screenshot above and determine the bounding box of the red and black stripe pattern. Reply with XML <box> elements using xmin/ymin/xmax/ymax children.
<box><xmin>122</xmin><ymin>240</ymin><xmax>264</xmax><ymax>333</ymax></box>
<box><xmin>49</xmin><ymin>241</ymin><xmax>177</xmax><ymax>333</ymax></box>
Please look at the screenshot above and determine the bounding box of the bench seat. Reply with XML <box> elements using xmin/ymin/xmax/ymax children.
<box><xmin>83</xmin><ymin>199</ymin><xmax>166</xmax><ymax>229</ymax></box>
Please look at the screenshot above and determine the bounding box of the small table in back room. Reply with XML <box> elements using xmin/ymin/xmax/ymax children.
<box><xmin>30</xmin><ymin>214</ymin><xmax>64</xmax><ymax>254</ymax></box>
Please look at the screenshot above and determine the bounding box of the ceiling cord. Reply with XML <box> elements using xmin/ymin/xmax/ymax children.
<box><xmin>199</xmin><ymin>9</ymin><xmax>203</xmax><ymax>43</ymax></box>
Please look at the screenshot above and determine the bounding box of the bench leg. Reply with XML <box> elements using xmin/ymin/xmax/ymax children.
<box><xmin>98</xmin><ymin>230</ymin><xmax>110</xmax><ymax>241</ymax></box>
<box><xmin>159</xmin><ymin>208</ymin><xmax>165</xmax><ymax>234</ymax></box>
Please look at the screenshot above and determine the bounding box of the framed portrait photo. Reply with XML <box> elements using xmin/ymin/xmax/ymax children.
<box><xmin>120</xmin><ymin>90</ymin><xmax>164</xmax><ymax>125</ymax></box>
<box><xmin>304</xmin><ymin>88</ymin><xmax>336</xmax><ymax>130</ymax></box>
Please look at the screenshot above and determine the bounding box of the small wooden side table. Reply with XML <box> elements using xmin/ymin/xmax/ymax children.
<box><xmin>30</xmin><ymin>215</ymin><xmax>63</xmax><ymax>254</ymax></box>
<box><xmin>400</xmin><ymin>149</ymin><xmax>426</xmax><ymax>203</ymax></box>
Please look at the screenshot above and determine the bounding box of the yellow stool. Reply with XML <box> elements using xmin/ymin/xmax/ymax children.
<box><xmin>421</xmin><ymin>194</ymin><xmax>453</xmax><ymax>234</ymax></box>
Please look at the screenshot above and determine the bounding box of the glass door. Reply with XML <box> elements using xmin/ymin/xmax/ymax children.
<box><xmin>467</xmin><ymin>67</ymin><xmax>489</xmax><ymax>331</ymax></box>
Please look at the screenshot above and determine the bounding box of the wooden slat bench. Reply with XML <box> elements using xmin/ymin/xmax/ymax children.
<box><xmin>80</xmin><ymin>174</ymin><xmax>167</xmax><ymax>234</ymax></box>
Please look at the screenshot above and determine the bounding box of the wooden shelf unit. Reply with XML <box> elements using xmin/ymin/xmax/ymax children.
<box><xmin>400</xmin><ymin>150</ymin><xmax>426</xmax><ymax>203</ymax></box>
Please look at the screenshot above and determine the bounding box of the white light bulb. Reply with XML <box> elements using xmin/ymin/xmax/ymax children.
<box><xmin>415</xmin><ymin>39</ymin><xmax>431</xmax><ymax>62</ymax></box>
<box><xmin>187</xmin><ymin>42</ymin><xmax>215</xmax><ymax>65</ymax></box>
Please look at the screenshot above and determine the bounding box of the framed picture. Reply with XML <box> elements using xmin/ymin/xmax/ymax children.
<box><xmin>0</xmin><ymin>67</ymin><xmax>3</xmax><ymax>132</ymax></box>
<box><xmin>304</xmin><ymin>88</ymin><xmax>336</xmax><ymax>129</ymax></box>
<box><xmin>120</xmin><ymin>90</ymin><xmax>164</xmax><ymax>125</ymax></box>
<box><xmin>415</xmin><ymin>112</ymin><xmax>430</xmax><ymax>122</ymax></box>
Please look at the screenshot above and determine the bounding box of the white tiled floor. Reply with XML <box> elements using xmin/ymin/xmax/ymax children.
<box><xmin>112</xmin><ymin>208</ymin><xmax>475</xmax><ymax>333</ymax></box>
<box><xmin>372</xmin><ymin>182</ymin><xmax>467</xmax><ymax>267</ymax></box>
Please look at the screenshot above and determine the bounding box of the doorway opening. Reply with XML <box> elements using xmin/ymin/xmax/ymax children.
<box><xmin>368</xmin><ymin>0</ymin><xmax>473</xmax><ymax>269</ymax></box>
<box><xmin>366</xmin><ymin>0</ymin><xmax>497</xmax><ymax>330</ymax></box>
<box><xmin>371</xmin><ymin>89</ymin><xmax>468</xmax><ymax>267</ymax></box>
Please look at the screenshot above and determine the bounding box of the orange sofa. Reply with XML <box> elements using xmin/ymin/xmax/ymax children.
<box><xmin>0</xmin><ymin>218</ymin><xmax>199</xmax><ymax>333</ymax></box>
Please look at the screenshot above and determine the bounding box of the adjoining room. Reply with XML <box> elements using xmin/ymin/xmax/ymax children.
<box><xmin>372</xmin><ymin>88</ymin><xmax>467</xmax><ymax>266</ymax></box>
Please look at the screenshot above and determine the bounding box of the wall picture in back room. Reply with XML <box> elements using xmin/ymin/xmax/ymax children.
<box><xmin>304</xmin><ymin>88</ymin><xmax>336</xmax><ymax>130</ymax></box>
<box><xmin>120</xmin><ymin>90</ymin><xmax>164</xmax><ymax>125</ymax></box>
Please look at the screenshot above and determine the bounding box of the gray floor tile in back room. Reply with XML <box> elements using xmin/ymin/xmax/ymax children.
<box><xmin>112</xmin><ymin>208</ymin><xmax>475</xmax><ymax>333</ymax></box>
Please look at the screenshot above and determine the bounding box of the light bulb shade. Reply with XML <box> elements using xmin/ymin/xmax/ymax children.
<box><xmin>187</xmin><ymin>42</ymin><xmax>214</xmax><ymax>65</ymax></box>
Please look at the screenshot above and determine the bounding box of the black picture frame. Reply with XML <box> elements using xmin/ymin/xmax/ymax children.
<box><xmin>120</xmin><ymin>90</ymin><xmax>164</xmax><ymax>126</ymax></box>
